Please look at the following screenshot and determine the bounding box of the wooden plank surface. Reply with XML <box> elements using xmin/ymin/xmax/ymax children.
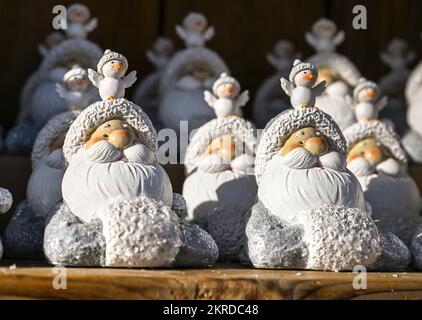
<box><xmin>0</xmin><ymin>261</ymin><xmax>421</xmax><ymax>300</ymax></box>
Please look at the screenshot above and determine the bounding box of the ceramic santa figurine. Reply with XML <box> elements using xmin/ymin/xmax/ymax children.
<box><xmin>346</xmin><ymin>78</ymin><xmax>388</xmax><ymax>123</ymax></box>
<box><xmin>403</xmin><ymin>36</ymin><xmax>422</xmax><ymax>164</ymax></box>
<box><xmin>378</xmin><ymin>39</ymin><xmax>415</xmax><ymax>135</ymax></box>
<box><xmin>344</xmin><ymin>120</ymin><xmax>422</xmax><ymax>269</ymax></box>
<box><xmin>253</xmin><ymin>40</ymin><xmax>301</xmax><ymax>128</ymax></box>
<box><xmin>2</xmin><ymin>112</ymin><xmax>79</xmax><ymax>259</ymax></box>
<box><xmin>158</xmin><ymin>12</ymin><xmax>229</xmax><ymax>133</ymax></box>
<box><xmin>6</xmin><ymin>3</ymin><xmax>102</xmax><ymax>155</ymax></box>
<box><xmin>43</xmin><ymin>51</ymin><xmax>218</xmax><ymax>267</ymax></box>
<box><xmin>306</xmin><ymin>18</ymin><xmax>360</xmax><ymax>130</ymax></box>
<box><xmin>0</xmin><ymin>188</ymin><xmax>13</xmax><ymax>260</ymax></box>
<box><xmin>65</xmin><ymin>3</ymin><xmax>98</xmax><ymax>39</ymax></box>
<box><xmin>183</xmin><ymin>76</ymin><xmax>257</xmax><ymax>261</ymax></box>
<box><xmin>133</xmin><ymin>37</ymin><xmax>175</xmax><ymax>126</ymax></box>
<box><xmin>245</xmin><ymin>63</ymin><xmax>410</xmax><ymax>271</ymax></box>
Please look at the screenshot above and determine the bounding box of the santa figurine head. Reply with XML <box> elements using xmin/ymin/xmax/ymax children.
<box><xmin>183</xmin><ymin>114</ymin><xmax>257</xmax><ymax>261</ymax></box>
<box><xmin>344</xmin><ymin>121</ymin><xmax>422</xmax><ymax>255</ymax></box>
<box><xmin>246</xmin><ymin>108</ymin><xmax>411</xmax><ymax>271</ymax></box>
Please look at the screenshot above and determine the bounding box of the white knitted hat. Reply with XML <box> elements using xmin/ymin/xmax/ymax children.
<box><xmin>255</xmin><ymin>108</ymin><xmax>346</xmax><ymax>184</ymax></box>
<box><xmin>40</xmin><ymin>39</ymin><xmax>102</xmax><ymax>72</ymax></box>
<box><xmin>31</xmin><ymin>111</ymin><xmax>80</xmax><ymax>169</ymax></box>
<box><xmin>63</xmin><ymin>65</ymin><xmax>88</xmax><ymax>82</ymax></box>
<box><xmin>97</xmin><ymin>49</ymin><xmax>128</xmax><ymax>75</ymax></box>
<box><xmin>343</xmin><ymin>120</ymin><xmax>407</xmax><ymax>164</ymax></box>
<box><xmin>289</xmin><ymin>59</ymin><xmax>318</xmax><ymax>83</ymax></box>
<box><xmin>63</xmin><ymin>98</ymin><xmax>157</xmax><ymax>164</ymax></box>
<box><xmin>184</xmin><ymin>116</ymin><xmax>257</xmax><ymax>175</ymax></box>
<box><xmin>159</xmin><ymin>47</ymin><xmax>229</xmax><ymax>94</ymax></box>
<box><xmin>353</xmin><ymin>78</ymin><xmax>380</xmax><ymax>100</ymax></box>
<box><xmin>212</xmin><ymin>73</ymin><xmax>240</xmax><ymax>94</ymax></box>
<box><xmin>308</xmin><ymin>53</ymin><xmax>361</xmax><ymax>86</ymax></box>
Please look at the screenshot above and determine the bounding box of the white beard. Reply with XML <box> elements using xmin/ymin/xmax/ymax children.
<box><xmin>183</xmin><ymin>168</ymin><xmax>258</xmax><ymax>224</ymax></box>
<box><xmin>27</xmin><ymin>149</ymin><xmax>65</xmax><ymax>217</ymax></box>
<box><xmin>258</xmin><ymin>148</ymin><xmax>366</xmax><ymax>224</ymax></box>
<box><xmin>62</xmin><ymin>141</ymin><xmax>173</xmax><ymax>223</ymax></box>
<box><xmin>349</xmin><ymin>158</ymin><xmax>422</xmax><ymax>216</ymax></box>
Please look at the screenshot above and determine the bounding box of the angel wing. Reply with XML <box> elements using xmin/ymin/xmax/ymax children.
<box><xmin>55</xmin><ymin>83</ymin><xmax>68</xmax><ymax>100</ymax></box>
<box><xmin>88</xmin><ymin>68</ymin><xmax>102</xmax><ymax>88</ymax></box>
<box><xmin>333</xmin><ymin>30</ymin><xmax>345</xmax><ymax>47</ymax></box>
<box><xmin>345</xmin><ymin>94</ymin><xmax>355</xmax><ymax>110</ymax></box>
<box><xmin>280</xmin><ymin>78</ymin><xmax>294</xmax><ymax>97</ymax></box>
<box><xmin>375</xmin><ymin>96</ymin><xmax>388</xmax><ymax>112</ymax></box>
<box><xmin>38</xmin><ymin>44</ymin><xmax>49</xmax><ymax>58</ymax></box>
<box><xmin>85</xmin><ymin>18</ymin><xmax>98</xmax><ymax>33</ymax></box>
<box><xmin>235</xmin><ymin>90</ymin><xmax>250</xmax><ymax>109</ymax></box>
<box><xmin>175</xmin><ymin>25</ymin><xmax>187</xmax><ymax>41</ymax></box>
<box><xmin>146</xmin><ymin>50</ymin><xmax>160</xmax><ymax>68</ymax></box>
<box><xmin>380</xmin><ymin>52</ymin><xmax>393</xmax><ymax>67</ymax></box>
<box><xmin>305</xmin><ymin>32</ymin><xmax>318</xmax><ymax>48</ymax></box>
<box><xmin>122</xmin><ymin>71</ymin><xmax>138</xmax><ymax>88</ymax></box>
<box><xmin>203</xmin><ymin>26</ymin><xmax>215</xmax><ymax>41</ymax></box>
<box><xmin>204</xmin><ymin>90</ymin><xmax>217</xmax><ymax>108</ymax></box>
<box><xmin>313</xmin><ymin>80</ymin><xmax>327</xmax><ymax>97</ymax></box>
<box><xmin>266</xmin><ymin>53</ymin><xmax>279</xmax><ymax>69</ymax></box>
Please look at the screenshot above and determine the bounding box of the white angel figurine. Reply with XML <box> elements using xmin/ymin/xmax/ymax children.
<box><xmin>204</xmin><ymin>73</ymin><xmax>249</xmax><ymax>118</ymax></box>
<box><xmin>346</xmin><ymin>78</ymin><xmax>388</xmax><ymax>122</ymax></box>
<box><xmin>176</xmin><ymin>12</ymin><xmax>215</xmax><ymax>48</ymax></box>
<box><xmin>56</xmin><ymin>65</ymin><xmax>94</xmax><ymax>110</ymax></box>
<box><xmin>88</xmin><ymin>50</ymin><xmax>137</xmax><ymax>101</ymax></box>
<box><xmin>280</xmin><ymin>59</ymin><xmax>326</xmax><ymax>110</ymax></box>
<box><xmin>65</xmin><ymin>3</ymin><xmax>98</xmax><ymax>39</ymax></box>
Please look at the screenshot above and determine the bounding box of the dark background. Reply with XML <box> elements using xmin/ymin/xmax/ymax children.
<box><xmin>1</xmin><ymin>0</ymin><xmax>422</xmax><ymax>130</ymax></box>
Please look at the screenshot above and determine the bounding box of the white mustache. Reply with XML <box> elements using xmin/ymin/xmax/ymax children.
<box><xmin>83</xmin><ymin>141</ymin><xmax>155</xmax><ymax>164</ymax></box>
<box><xmin>280</xmin><ymin>147</ymin><xmax>346</xmax><ymax>171</ymax></box>
<box><xmin>347</xmin><ymin>157</ymin><xmax>375</xmax><ymax>177</ymax></box>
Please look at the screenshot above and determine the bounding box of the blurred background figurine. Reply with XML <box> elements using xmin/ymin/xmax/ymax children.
<box><xmin>133</xmin><ymin>37</ymin><xmax>175</xmax><ymax>127</ymax></box>
<box><xmin>307</xmin><ymin>18</ymin><xmax>360</xmax><ymax>130</ymax></box>
<box><xmin>158</xmin><ymin>12</ymin><xmax>229</xmax><ymax>134</ymax></box>
<box><xmin>253</xmin><ymin>40</ymin><xmax>301</xmax><ymax>128</ymax></box>
<box><xmin>378</xmin><ymin>39</ymin><xmax>415</xmax><ymax>136</ymax></box>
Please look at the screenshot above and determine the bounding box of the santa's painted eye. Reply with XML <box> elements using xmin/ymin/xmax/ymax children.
<box><xmin>299</xmin><ymin>141</ymin><xmax>304</xmax><ymax>145</ymax></box>
<box><xmin>103</xmin><ymin>134</ymin><xmax>109</xmax><ymax>138</ymax></box>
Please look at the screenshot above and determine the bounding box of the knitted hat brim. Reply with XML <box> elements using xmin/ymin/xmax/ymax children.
<box><xmin>184</xmin><ymin>116</ymin><xmax>257</xmax><ymax>175</ymax></box>
<box><xmin>343</xmin><ymin>120</ymin><xmax>407</xmax><ymax>164</ymax></box>
<box><xmin>63</xmin><ymin>99</ymin><xmax>157</xmax><ymax>165</ymax></box>
<box><xmin>31</xmin><ymin>111</ymin><xmax>80</xmax><ymax>169</ymax></box>
<box><xmin>255</xmin><ymin>108</ymin><xmax>347</xmax><ymax>184</ymax></box>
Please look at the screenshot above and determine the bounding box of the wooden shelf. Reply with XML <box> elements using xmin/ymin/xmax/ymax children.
<box><xmin>0</xmin><ymin>261</ymin><xmax>421</xmax><ymax>300</ymax></box>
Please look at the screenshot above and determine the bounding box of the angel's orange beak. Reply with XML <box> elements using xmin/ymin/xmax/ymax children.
<box><xmin>305</xmin><ymin>74</ymin><xmax>314</xmax><ymax>80</ymax></box>
<box><xmin>76</xmin><ymin>79</ymin><xmax>82</xmax><ymax>85</ymax></box>
<box><xmin>115</xmin><ymin>63</ymin><xmax>122</xmax><ymax>71</ymax></box>
<box><xmin>367</xmin><ymin>89</ymin><xmax>375</xmax><ymax>97</ymax></box>
<box><xmin>225</xmin><ymin>85</ymin><xmax>234</xmax><ymax>94</ymax></box>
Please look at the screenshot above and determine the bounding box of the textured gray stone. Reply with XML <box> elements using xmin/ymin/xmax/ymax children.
<box><xmin>245</xmin><ymin>201</ymin><xmax>308</xmax><ymax>269</ymax></box>
<box><xmin>174</xmin><ymin>220</ymin><xmax>219</xmax><ymax>267</ymax></box>
<box><xmin>44</xmin><ymin>202</ymin><xmax>106</xmax><ymax>266</ymax></box>
<box><xmin>245</xmin><ymin>201</ymin><xmax>410</xmax><ymax>271</ymax></box>
<box><xmin>410</xmin><ymin>224</ymin><xmax>422</xmax><ymax>270</ymax></box>
<box><xmin>2</xmin><ymin>201</ymin><xmax>45</xmax><ymax>259</ymax></box>
<box><xmin>44</xmin><ymin>196</ymin><xmax>219</xmax><ymax>267</ymax></box>
<box><xmin>370</xmin><ymin>231</ymin><xmax>411</xmax><ymax>271</ymax></box>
